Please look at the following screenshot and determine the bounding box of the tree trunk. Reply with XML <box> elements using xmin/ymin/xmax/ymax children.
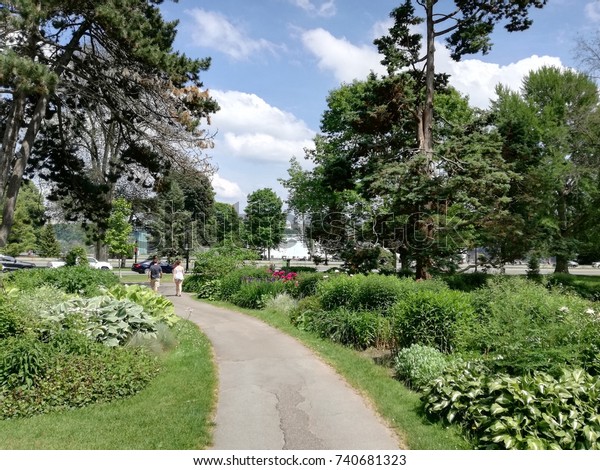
<box><xmin>0</xmin><ymin>95</ymin><xmax>48</xmax><ymax>246</ymax></box>
<box><xmin>553</xmin><ymin>192</ymin><xmax>570</xmax><ymax>274</ymax></box>
<box><xmin>413</xmin><ymin>3</ymin><xmax>436</xmax><ymax>281</ymax></box>
<box><xmin>0</xmin><ymin>21</ymin><xmax>89</xmax><ymax>247</ymax></box>
<box><xmin>0</xmin><ymin>92</ymin><xmax>26</xmax><ymax>194</ymax></box>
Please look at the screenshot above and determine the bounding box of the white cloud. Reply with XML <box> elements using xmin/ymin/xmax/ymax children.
<box><xmin>211</xmin><ymin>173</ymin><xmax>244</xmax><ymax>200</ymax></box>
<box><xmin>291</xmin><ymin>0</ymin><xmax>336</xmax><ymax>17</ymax></box>
<box><xmin>437</xmin><ymin>47</ymin><xmax>566</xmax><ymax>108</ymax></box>
<box><xmin>585</xmin><ymin>1</ymin><xmax>600</xmax><ymax>22</ymax></box>
<box><xmin>301</xmin><ymin>28</ymin><xmax>386</xmax><ymax>82</ymax></box>
<box><xmin>187</xmin><ymin>9</ymin><xmax>279</xmax><ymax>60</ymax></box>
<box><xmin>210</xmin><ymin>90</ymin><xmax>316</xmax><ymax>163</ymax></box>
<box><xmin>301</xmin><ymin>27</ymin><xmax>565</xmax><ymax>109</ymax></box>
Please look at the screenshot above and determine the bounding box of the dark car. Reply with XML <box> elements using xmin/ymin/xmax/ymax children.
<box><xmin>0</xmin><ymin>254</ymin><xmax>37</xmax><ymax>272</ymax></box>
<box><xmin>131</xmin><ymin>258</ymin><xmax>174</xmax><ymax>274</ymax></box>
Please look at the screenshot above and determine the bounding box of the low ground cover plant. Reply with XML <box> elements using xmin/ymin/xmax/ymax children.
<box><xmin>422</xmin><ymin>363</ymin><xmax>600</xmax><ymax>449</ymax></box>
<box><xmin>4</xmin><ymin>266</ymin><xmax>119</xmax><ymax>296</ymax></box>
<box><xmin>0</xmin><ymin>268</ymin><xmax>177</xmax><ymax>421</ymax></box>
<box><xmin>394</xmin><ymin>344</ymin><xmax>450</xmax><ymax>390</ymax></box>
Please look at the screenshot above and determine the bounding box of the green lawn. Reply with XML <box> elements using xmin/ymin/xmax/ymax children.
<box><xmin>0</xmin><ymin>321</ymin><xmax>217</xmax><ymax>449</ymax></box>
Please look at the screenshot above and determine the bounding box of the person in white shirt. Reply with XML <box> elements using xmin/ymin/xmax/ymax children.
<box><xmin>172</xmin><ymin>259</ymin><xmax>185</xmax><ymax>297</ymax></box>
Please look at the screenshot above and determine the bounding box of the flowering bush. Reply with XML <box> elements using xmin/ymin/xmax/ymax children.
<box><xmin>270</xmin><ymin>270</ymin><xmax>298</xmax><ymax>283</ymax></box>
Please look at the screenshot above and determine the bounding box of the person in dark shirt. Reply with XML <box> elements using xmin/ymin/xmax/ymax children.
<box><xmin>148</xmin><ymin>256</ymin><xmax>163</xmax><ymax>292</ymax></box>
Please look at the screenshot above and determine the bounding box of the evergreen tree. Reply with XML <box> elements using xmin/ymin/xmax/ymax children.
<box><xmin>37</xmin><ymin>224</ymin><xmax>61</xmax><ymax>258</ymax></box>
<box><xmin>0</xmin><ymin>0</ymin><xmax>218</xmax><ymax>247</ymax></box>
<box><xmin>373</xmin><ymin>0</ymin><xmax>548</xmax><ymax>278</ymax></box>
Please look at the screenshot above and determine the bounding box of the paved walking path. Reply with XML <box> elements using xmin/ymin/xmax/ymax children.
<box><xmin>158</xmin><ymin>285</ymin><xmax>400</xmax><ymax>450</ymax></box>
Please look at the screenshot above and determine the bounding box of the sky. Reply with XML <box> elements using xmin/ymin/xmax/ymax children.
<box><xmin>158</xmin><ymin>0</ymin><xmax>600</xmax><ymax>211</ymax></box>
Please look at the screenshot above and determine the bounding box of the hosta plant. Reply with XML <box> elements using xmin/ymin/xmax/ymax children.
<box><xmin>105</xmin><ymin>284</ymin><xmax>179</xmax><ymax>326</ymax></box>
<box><xmin>422</xmin><ymin>362</ymin><xmax>600</xmax><ymax>449</ymax></box>
<box><xmin>43</xmin><ymin>296</ymin><xmax>158</xmax><ymax>347</ymax></box>
<box><xmin>394</xmin><ymin>344</ymin><xmax>449</xmax><ymax>390</ymax></box>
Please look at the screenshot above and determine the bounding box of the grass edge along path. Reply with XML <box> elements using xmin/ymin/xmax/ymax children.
<box><xmin>206</xmin><ymin>299</ymin><xmax>471</xmax><ymax>450</ymax></box>
<box><xmin>0</xmin><ymin>320</ymin><xmax>217</xmax><ymax>450</ymax></box>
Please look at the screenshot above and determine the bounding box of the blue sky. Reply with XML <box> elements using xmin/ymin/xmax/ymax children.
<box><xmin>158</xmin><ymin>0</ymin><xmax>600</xmax><ymax>210</ymax></box>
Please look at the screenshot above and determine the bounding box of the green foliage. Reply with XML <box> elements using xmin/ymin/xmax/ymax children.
<box><xmin>104</xmin><ymin>198</ymin><xmax>134</xmax><ymax>259</ymax></box>
<box><xmin>37</xmin><ymin>224</ymin><xmax>61</xmax><ymax>257</ymax></box>
<box><xmin>460</xmin><ymin>277</ymin><xmax>600</xmax><ymax>375</ymax></box>
<box><xmin>0</xmin><ymin>336</ymin><xmax>49</xmax><ymax>388</ymax></box>
<box><xmin>546</xmin><ymin>274</ymin><xmax>600</xmax><ymax>301</ymax></box>
<box><xmin>263</xmin><ymin>293</ymin><xmax>298</xmax><ymax>316</ymax></box>
<box><xmin>441</xmin><ymin>272</ymin><xmax>489</xmax><ymax>292</ymax></box>
<box><xmin>0</xmin><ymin>345</ymin><xmax>157</xmax><ymax>420</ymax></box>
<box><xmin>105</xmin><ymin>284</ymin><xmax>179</xmax><ymax>327</ymax></box>
<box><xmin>44</xmin><ymin>296</ymin><xmax>158</xmax><ymax>347</ymax></box>
<box><xmin>317</xmin><ymin>274</ymin><xmax>448</xmax><ymax>314</ymax></box>
<box><xmin>181</xmin><ymin>273</ymin><xmax>203</xmax><ymax>293</ymax></box>
<box><xmin>293</xmin><ymin>307</ymin><xmax>393</xmax><ymax>350</ymax></box>
<box><xmin>526</xmin><ymin>256</ymin><xmax>541</xmax><ymax>281</ymax></box>
<box><xmin>218</xmin><ymin>267</ymin><xmax>272</xmax><ymax>301</ymax></box>
<box><xmin>290</xmin><ymin>297</ymin><xmax>393</xmax><ymax>349</ymax></box>
<box><xmin>65</xmin><ymin>246</ymin><xmax>89</xmax><ymax>266</ymax></box>
<box><xmin>394</xmin><ymin>344</ymin><xmax>449</xmax><ymax>390</ymax></box>
<box><xmin>243</xmin><ymin>188</ymin><xmax>286</xmax><ymax>255</ymax></box>
<box><xmin>192</xmin><ymin>244</ymin><xmax>259</xmax><ymax>282</ymax></box>
<box><xmin>230</xmin><ymin>280</ymin><xmax>286</xmax><ymax>310</ymax></box>
<box><xmin>422</xmin><ymin>364</ymin><xmax>600</xmax><ymax>449</ymax></box>
<box><xmin>284</xmin><ymin>272</ymin><xmax>324</xmax><ymax>299</ymax></box>
<box><xmin>4</xmin><ymin>266</ymin><xmax>118</xmax><ymax>296</ymax></box>
<box><xmin>3</xmin><ymin>181</ymin><xmax>45</xmax><ymax>257</ymax></box>
<box><xmin>391</xmin><ymin>288</ymin><xmax>475</xmax><ymax>354</ymax></box>
<box><xmin>182</xmin><ymin>274</ymin><xmax>222</xmax><ymax>300</ymax></box>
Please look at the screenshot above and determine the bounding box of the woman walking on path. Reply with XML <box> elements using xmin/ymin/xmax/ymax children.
<box><xmin>172</xmin><ymin>259</ymin><xmax>185</xmax><ymax>297</ymax></box>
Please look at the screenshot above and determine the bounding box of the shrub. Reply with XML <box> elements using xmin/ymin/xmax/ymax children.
<box><xmin>196</xmin><ymin>279</ymin><xmax>222</xmax><ymax>300</ymax></box>
<box><xmin>441</xmin><ymin>272</ymin><xmax>489</xmax><ymax>292</ymax></box>
<box><xmin>5</xmin><ymin>266</ymin><xmax>119</xmax><ymax>297</ymax></box>
<box><xmin>318</xmin><ymin>274</ymin><xmax>448</xmax><ymax>314</ymax></box>
<box><xmin>0</xmin><ymin>336</ymin><xmax>49</xmax><ymax>388</ymax></box>
<box><xmin>192</xmin><ymin>244</ymin><xmax>259</xmax><ymax>282</ymax></box>
<box><xmin>43</xmin><ymin>296</ymin><xmax>158</xmax><ymax>347</ymax></box>
<box><xmin>391</xmin><ymin>288</ymin><xmax>475</xmax><ymax>354</ymax></box>
<box><xmin>65</xmin><ymin>246</ymin><xmax>89</xmax><ymax>266</ymax></box>
<box><xmin>394</xmin><ymin>344</ymin><xmax>449</xmax><ymax>390</ymax></box>
<box><xmin>182</xmin><ymin>274</ymin><xmax>204</xmax><ymax>293</ymax></box>
<box><xmin>422</xmin><ymin>364</ymin><xmax>600</xmax><ymax>449</ymax></box>
<box><xmin>105</xmin><ymin>284</ymin><xmax>179</xmax><ymax>326</ymax></box>
<box><xmin>263</xmin><ymin>293</ymin><xmax>298</xmax><ymax>316</ymax></box>
<box><xmin>290</xmin><ymin>300</ymin><xmax>393</xmax><ymax>350</ymax></box>
<box><xmin>230</xmin><ymin>280</ymin><xmax>286</xmax><ymax>309</ymax></box>
<box><xmin>219</xmin><ymin>267</ymin><xmax>272</xmax><ymax>301</ymax></box>
<box><xmin>317</xmin><ymin>274</ymin><xmax>360</xmax><ymax>311</ymax></box>
<box><xmin>546</xmin><ymin>274</ymin><xmax>600</xmax><ymax>301</ymax></box>
<box><xmin>461</xmin><ymin>276</ymin><xmax>600</xmax><ymax>375</ymax></box>
<box><xmin>289</xmin><ymin>296</ymin><xmax>323</xmax><ymax>329</ymax></box>
<box><xmin>284</xmin><ymin>272</ymin><xmax>324</xmax><ymax>299</ymax></box>
<box><xmin>0</xmin><ymin>345</ymin><xmax>157</xmax><ymax>420</ymax></box>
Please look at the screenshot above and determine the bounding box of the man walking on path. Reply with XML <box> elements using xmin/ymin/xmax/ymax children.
<box><xmin>148</xmin><ymin>256</ymin><xmax>162</xmax><ymax>292</ymax></box>
<box><xmin>162</xmin><ymin>287</ymin><xmax>401</xmax><ymax>450</ymax></box>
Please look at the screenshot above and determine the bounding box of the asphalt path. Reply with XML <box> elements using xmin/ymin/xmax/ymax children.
<box><xmin>158</xmin><ymin>284</ymin><xmax>400</xmax><ymax>450</ymax></box>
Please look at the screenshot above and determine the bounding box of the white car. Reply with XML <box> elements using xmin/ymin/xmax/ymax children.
<box><xmin>87</xmin><ymin>256</ymin><xmax>113</xmax><ymax>270</ymax></box>
<box><xmin>592</xmin><ymin>262</ymin><xmax>600</xmax><ymax>268</ymax></box>
<box><xmin>47</xmin><ymin>256</ymin><xmax>113</xmax><ymax>270</ymax></box>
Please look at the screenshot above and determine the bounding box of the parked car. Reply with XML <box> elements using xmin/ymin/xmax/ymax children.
<box><xmin>47</xmin><ymin>256</ymin><xmax>113</xmax><ymax>270</ymax></box>
<box><xmin>568</xmin><ymin>260</ymin><xmax>579</xmax><ymax>267</ymax></box>
<box><xmin>0</xmin><ymin>254</ymin><xmax>36</xmax><ymax>272</ymax></box>
<box><xmin>131</xmin><ymin>258</ymin><xmax>173</xmax><ymax>274</ymax></box>
<box><xmin>592</xmin><ymin>261</ymin><xmax>600</xmax><ymax>268</ymax></box>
